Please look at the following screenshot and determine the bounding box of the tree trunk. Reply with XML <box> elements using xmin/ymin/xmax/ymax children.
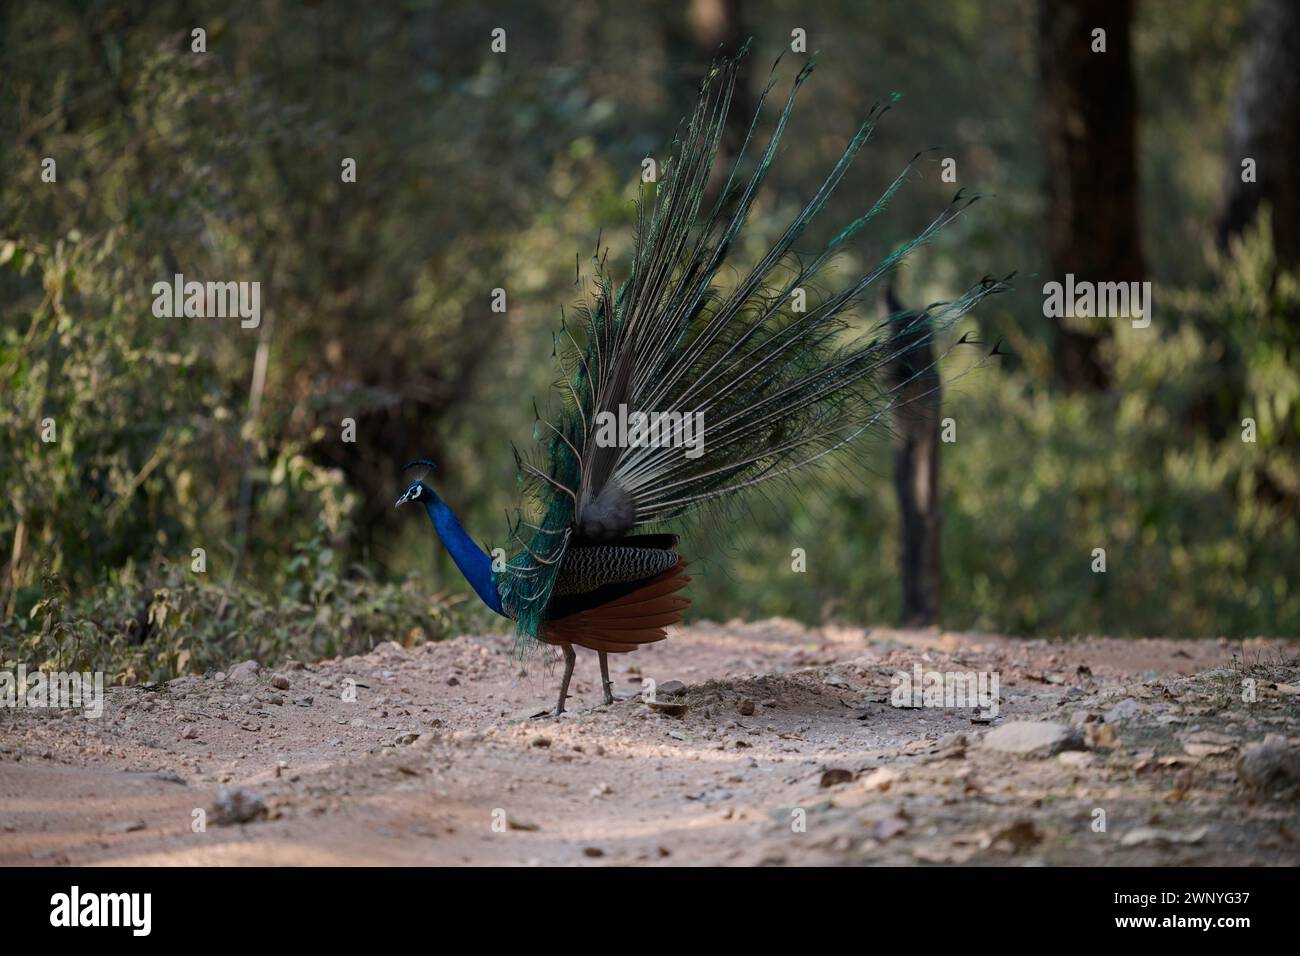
<box><xmin>885</xmin><ymin>288</ymin><xmax>941</xmax><ymax>628</ymax></box>
<box><xmin>664</xmin><ymin>0</ymin><xmax>754</xmax><ymax>204</ymax></box>
<box><xmin>1037</xmin><ymin>0</ymin><xmax>1144</xmax><ymax>391</ymax></box>
<box><xmin>686</xmin><ymin>0</ymin><xmax>753</xmax><ymax>160</ymax></box>
<box><xmin>1218</xmin><ymin>0</ymin><xmax>1300</xmax><ymax>276</ymax></box>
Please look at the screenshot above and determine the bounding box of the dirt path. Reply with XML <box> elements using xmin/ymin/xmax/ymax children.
<box><xmin>2</xmin><ymin>621</ymin><xmax>1298</xmax><ymax>866</ymax></box>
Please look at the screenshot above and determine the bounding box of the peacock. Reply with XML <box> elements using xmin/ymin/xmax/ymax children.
<box><xmin>396</xmin><ymin>48</ymin><xmax>1008</xmax><ymax>716</ymax></box>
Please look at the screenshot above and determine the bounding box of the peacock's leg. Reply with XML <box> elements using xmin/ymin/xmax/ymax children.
<box><xmin>598</xmin><ymin>650</ymin><xmax>614</xmax><ymax>705</ymax></box>
<box><xmin>553</xmin><ymin>643</ymin><xmax>577</xmax><ymax>716</ymax></box>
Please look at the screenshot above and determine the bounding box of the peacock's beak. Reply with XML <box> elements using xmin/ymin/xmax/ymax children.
<box><xmin>395</xmin><ymin>492</ymin><xmax>410</xmax><ymax>508</ymax></box>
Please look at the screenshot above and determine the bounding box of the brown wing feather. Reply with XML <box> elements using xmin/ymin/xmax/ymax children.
<box><xmin>543</xmin><ymin>559</ymin><xmax>690</xmax><ymax>653</ymax></box>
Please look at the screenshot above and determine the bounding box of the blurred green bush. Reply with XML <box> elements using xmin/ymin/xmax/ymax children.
<box><xmin>686</xmin><ymin>226</ymin><xmax>1299</xmax><ymax>637</ymax></box>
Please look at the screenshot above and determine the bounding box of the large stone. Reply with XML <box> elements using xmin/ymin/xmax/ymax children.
<box><xmin>982</xmin><ymin>721</ymin><xmax>1082</xmax><ymax>758</ymax></box>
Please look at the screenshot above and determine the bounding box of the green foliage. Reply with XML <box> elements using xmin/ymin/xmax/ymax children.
<box><xmin>1</xmin><ymin>532</ymin><xmax>475</xmax><ymax>686</ymax></box>
<box><xmin>0</xmin><ymin>0</ymin><xmax>1294</xmax><ymax>661</ymax></box>
<box><xmin>686</xmin><ymin>233</ymin><xmax>1300</xmax><ymax>638</ymax></box>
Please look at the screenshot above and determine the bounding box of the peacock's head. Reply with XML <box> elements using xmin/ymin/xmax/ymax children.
<box><xmin>395</xmin><ymin>459</ymin><xmax>438</xmax><ymax>508</ymax></box>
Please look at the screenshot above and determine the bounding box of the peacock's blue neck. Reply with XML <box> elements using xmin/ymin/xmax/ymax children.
<box><xmin>424</xmin><ymin>498</ymin><xmax>505</xmax><ymax>616</ymax></box>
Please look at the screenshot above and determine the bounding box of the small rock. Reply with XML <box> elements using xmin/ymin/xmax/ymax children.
<box><xmin>932</xmin><ymin>732</ymin><xmax>968</xmax><ymax>758</ymax></box>
<box><xmin>819</xmin><ymin>768</ymin><xmax>854</xmax><ymax>788</ymax></box>
<box><xmin>210</xmin><ymin>786</ymin><xmax>267</xmax><ymax>826</ymax></box>
<box><xmin>582</xmin><ymin>846</ymin><xmax>605</xmax><ymax>858</ymax></box>
<box><xmin>1104</xmin><ymin>698</ymin><xmax>1140</xmax><ymax>723</ymax></box>
<box><xmin>1184</xmin><ymin>741</ymin><xmax>1234</xmax><ymax>757</ymax></box>
<box><xmin>648</xmin><ymin>699</ymin><xmax>688</xmax><ymax>718</ymax></box>
<box><xmin>984</xmin><ymin>820</ymin><xmax>1043</xmax><ymax>854</ymax></box>
<box><xmin>737</xmin><ymin>698</ymin><xmax>756</xmax><ymax>716</ymax></box>
<box><xmin>1120</xmin><ymin>826</ymin><xmax>1208</xmax><ymax>848</ymax></box>
<box><xmin>656</xmin><ymin>680</ymin><xmax>687</xmax><ymax>696</ymax></box>
<box><xmin>227</xmin><ymin>661</ymin><xmax>260</xmax><ymax>683</ymax></box>
<box><xmin>270</xmin><ymin>675</ymin><xmax>290</xmax><ymax>690</ymax></box>
<box><xmin>1237</xmin><ymin>735</ymin><xmax>1300</xmax><ymax>795</ymax></box>
<box><xmin>103</xmin><ymin>820</ymin><xmax>146</xmax><ymax>834</ymax></box>
<box><xmin>983</xmin><ymin>721</ymin><xmax>1082</xmax><ymax>758</ymax></box>
<box><xmin>872</xmin><ymin>815</ymin><xmax>910</xmax><ymax>841</ymax></box>
<box><xmin>1182</xmin><ymin>731</ymin><xmax>1237</xmax><ymax>757</ymax></box>
<box><xmin>861</xmin><ymin>767</ymin><xmax>899</xmax><ymax>792</ymax></box>
<box><xmin>506</xmin><ymin>816</ymin><xmax>540</xmax><ymax>832</ymax></box>
<box><xmin>1085</xmin><ymin>723</ymin><xmax>1117</xmax><ymax>750</ymax></box>
<box><xmin>1058</xmin><ymin>751</ymin><xmax>1097</xmax><ymax>768</ymax></box>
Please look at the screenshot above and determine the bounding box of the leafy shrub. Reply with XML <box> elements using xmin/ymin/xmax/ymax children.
<box><xmin>1</xmin><ymin>534</ymin><xmax>476</xmax><ymax>686</ymax></box>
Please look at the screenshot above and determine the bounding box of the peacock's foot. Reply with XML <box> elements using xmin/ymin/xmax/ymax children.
<box><xmin>602</xmin><ymin>683</ymin><xmax>614</xmax><ymax>706</ymax></box>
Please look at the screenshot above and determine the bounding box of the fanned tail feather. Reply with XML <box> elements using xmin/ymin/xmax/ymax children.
<box><xmin>498</xmin><ymin>47</ymin><xmax>1009</xmax><ymax>657</ymax></box>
